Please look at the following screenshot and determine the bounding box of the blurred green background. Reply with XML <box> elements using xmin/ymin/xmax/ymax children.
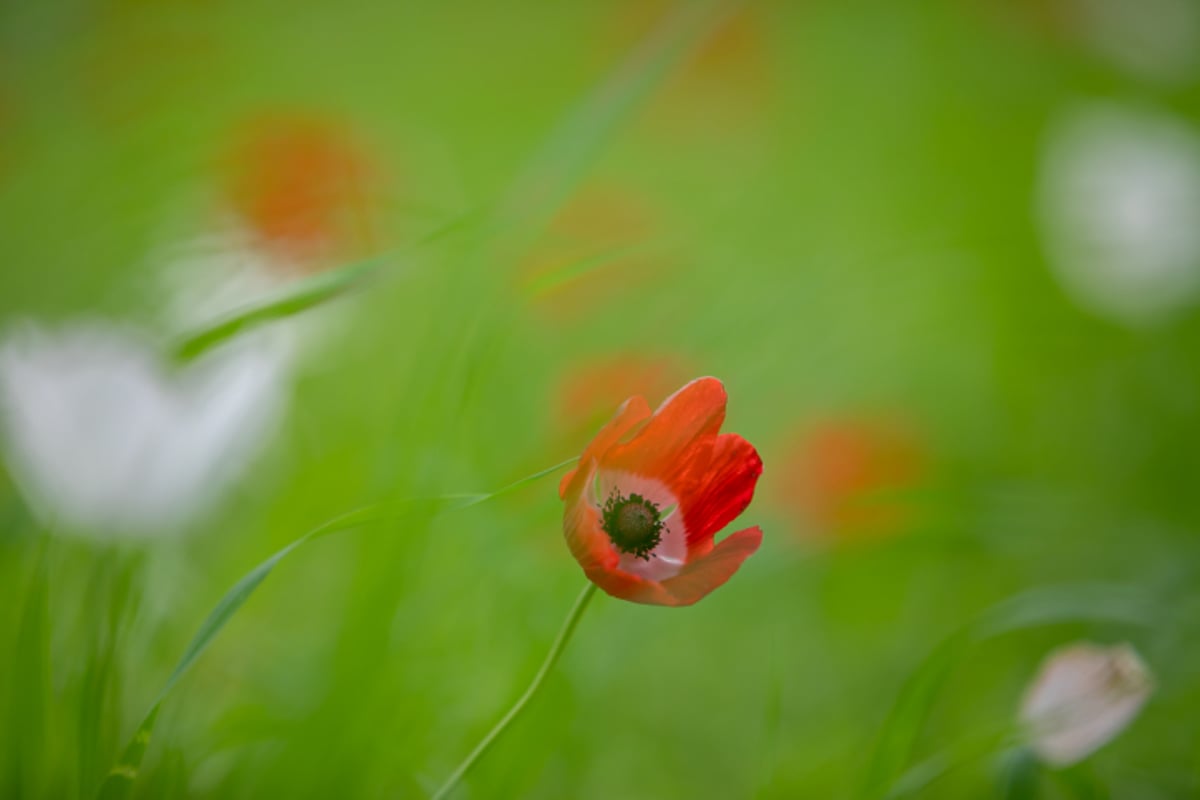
<box><xmin>2</xmin><ymin>1</ymin><xmax>1199</xmax><ymax>798</ymax></box>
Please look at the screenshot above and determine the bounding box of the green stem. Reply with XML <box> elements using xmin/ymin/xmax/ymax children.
<box><xmin>431</xmin><ymin>582</ymin><xmax>598</xmax><ymax>800</ymax></box>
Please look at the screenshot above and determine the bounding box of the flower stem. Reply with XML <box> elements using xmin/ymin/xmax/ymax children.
<box><xmin>431</xmin><ymin>582</ymin><xmax>598</xmax><ymax>800</ymax></box>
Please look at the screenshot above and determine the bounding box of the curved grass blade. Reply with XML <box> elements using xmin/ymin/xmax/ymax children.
<box><xmin>885</xmin><ymin>724</ymin><xmax>1023</xmax><ymax>799</ymax></box>
<box><xmin>998</xmin><ymin>747</ymin><xmax>1042</xmax><ymax>800</ymax></box>
<box><xmin>859</xmin><ymin>583</ymin><xmax>1161</xmax><ymax>800</ymax></box>
<box><xmin>972</xmin><ymin>583</ymin><xmax>1159</xmax><ymax>640</ymax></box>
<box><xmin>96</xmin><ymin>457</ymin><xmax>575</xmax><ymax>800</ymax></box>
<box><xmin>862</xmin><ymin>631</ymin><xmax>970</xmax><ymax>800</ymax></box>
<box><xmin>171</xmin><ymin>211</ymin><xmax>479</xmax><ymax>362</ymax></box>
<box><xmin>495</xmin><ymin>0</ymin><xmax>741</xmax><ymax>245</ymax></box>
<box><xmin>429</xmin><ymin>582</ymin><xmax>597</xmax><ymax>800</ymax></box>
<box><xmin>6</xmin><ymin>539</ymin><xmax>50</xmax><ymax>799</ymax></box>
<box><xmin>521</xmin><ymin>243</ymin><xmax>657</xmax><ymax>301</ymax></box>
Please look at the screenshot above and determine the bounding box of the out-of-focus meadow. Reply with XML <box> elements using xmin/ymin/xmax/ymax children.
<box><xmin>2</xmin><ymin>1</ymin><xmax>1199</xmax><ymax>798</ymax></box>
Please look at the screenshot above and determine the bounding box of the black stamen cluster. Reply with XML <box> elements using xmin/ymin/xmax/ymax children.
<box><xmin>600</xmin><ymin>489</ymin><xmax>664</xmax><ymax>560</ymax></box>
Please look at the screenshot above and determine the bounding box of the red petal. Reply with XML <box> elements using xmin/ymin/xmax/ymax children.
<box><xmin>559</xmin><ymin>395</ymin><xmax>652</xmax><ymax>499</ymax></box>
<box><xmin>601</xmin><ymin>377</ymin><xmax>727</xmax><ymax>488</ymax></box>
<box><xmin>682</xmin><ymin>433</ymin><xmax>763</xmax><ymax>549</ymax></box>
<box><xmin>580</xmin><ymin>561</ymin><xmax>675</xmax><ymax>606</ymax></box>
<box><xmin>657</xmin><ymin>526</ymin><xmax>763</xmax><ymax>606</ymax></box>
<box><xmin>563</xmin><ymin>470</ymin><xmax>617</xmax><ymax>572</ymax></box>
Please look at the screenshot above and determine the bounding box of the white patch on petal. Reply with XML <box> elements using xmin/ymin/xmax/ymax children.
<box><xmin>596</xmin><ymin>469</ymin><xmax>688</xmax><ymax>581</ymax></box>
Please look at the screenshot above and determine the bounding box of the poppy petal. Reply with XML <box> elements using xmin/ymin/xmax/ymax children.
<box><xmin>582</xmin><ymin>562</ymin><xmax>675</xmax><ymax>605</ymax></box>
<box><xmin>563</xmin><ymin>476</ymin><xmax>617</xmax><ymax>573</ymax></box>
<box><xmin>682</xmin><ymin>433</ymin><xmax>763</xmax><ymax>549</ymax></box>
<box><xmin>559</xmin><ymin>395</ymin><xmax>652</xmax><ymax>499</ymax></box>
<box><xmin>658</xmin><ymin>526</ymin><xmax>763</xmax><ymax>606</ymax></box>
<box><xmin>602</xmin><ymin>377</ymin><xmax>727</xmax><ymax>486</ymax></box>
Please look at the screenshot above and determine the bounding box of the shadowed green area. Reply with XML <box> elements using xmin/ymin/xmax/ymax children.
<box><xmin>1</xmin><ymin>1</ymin><xmax>1200</xmax><ymax>799</ymax></box>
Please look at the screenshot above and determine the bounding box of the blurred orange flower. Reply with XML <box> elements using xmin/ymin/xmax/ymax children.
<box><xmin>553</xmin><ymin>353</ymin><xmax>691</xmax><ymax>443</ymax></box>
<box><xmin>520</xmin><ymin>185</ymin><xmax>675</xmax><ymax>322</ymax></box>
<box><xmin>223</xmin><ymin>114</ymin><xmax>380</xmax><ymax>270</ymax></box>
<box><xmin>560</xmin><ymin>377</ymin><xmax>763</xmax><ymax>606</ymax></box>
<box><xmin>606</xmin><ymin>2</ymin><xmax>774</xmax><ymax>140</ymax></box>
<box><xmin>775</xmin><ymin>417</ymin><xmax>925</xmax><ymax>542</ymax></box>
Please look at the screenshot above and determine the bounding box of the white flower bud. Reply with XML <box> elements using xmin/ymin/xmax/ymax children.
<box><xmin>1019</xmin><ymin>642</ymin><xmax>1153</xmax><ymax>767</ymax></box>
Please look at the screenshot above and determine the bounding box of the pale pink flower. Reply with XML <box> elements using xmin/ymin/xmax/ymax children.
<box><xmin>1019</xmin><ymin>641</ymin><xmax>1153</xmax><ymax>766</ymax></box>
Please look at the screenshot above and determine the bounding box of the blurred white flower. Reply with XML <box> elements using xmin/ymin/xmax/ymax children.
<box><xmin>151</xmin><ymin>223</ymin><xmax>347</xmax><ymax>366</ymax></box>
<box><xmin>156</xmin><ymin>228</ymin><xmax>294</xmax><ymax>333</ymax></box>
<box><xmin>1039</xmin><ymin>103</ymin><xmax>1200</xmax><ymax>324</ymax></box>
<box><xmin>4</xmin><ymin>201</ymin><xmax>352</xmax><ymax>543</ymax></box>
<box><xmin>1019</xmin><ymin>641</ymin><xmax>1153</xmax><ymax>767</ymax></box>
<box><xmin>0</xmin><ymin>321</ymin><xmax>287</xmax><ymax>539</ymax></box>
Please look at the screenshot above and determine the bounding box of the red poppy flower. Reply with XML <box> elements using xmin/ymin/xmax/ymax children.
<box><xmin>559</xmin><ymin>377</ymin><xmax>763</xmax><ymax>606</ymax></box>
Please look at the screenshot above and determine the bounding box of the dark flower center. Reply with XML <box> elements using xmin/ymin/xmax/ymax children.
<box><xmin>601</xmin><ymin>489</ymin><xmax>664</xmax><ymax>560</ymax></box>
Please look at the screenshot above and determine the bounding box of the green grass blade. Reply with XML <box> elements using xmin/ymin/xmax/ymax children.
<box><xmin>886</xmin><ymin>723</ymin><xmax>1024</xmax><ymax>799</ymax></box>
<box><xmin>171</xmin><ymin>259</ymin><xmax>376</xmax><ymax>362</ymax></box>
<box><xmin>6</xmin><ymin>540</ymin><xmax>50</xmax><ymax>799</ymax></box>
<box><xmin>861</xmin><ymin>632</ymin><xmax>970</xmax><ymax>800</ymax></box>
<box><xmin>95</xmin><ymin>458</ymin><xmax>575</xmax><ymax>800</ymax></box>
<box><xmin>972</xmin><ymin>583</ymin><xmax>1159</xmax><ymax>640</ymax></box>
<box><xmin>521</xmin><ymin>244</ymin><xmax>652</xmax><ymax>300</ymax></box>
<box><xmin>495</xmin><ymin>0</ymin><xmax>740</xmax><ymax>245</ymax></box>
<box><xmin>171</xmin><ymin>211</ymin><xmax>479</xmax><ymax>362</ymax></box>
<box><xmin>95</xmin><ymin>506</ymin><xmax>395</xmax><ymax>800</ymax></box>
<box><xmin>998</xmin><ymin>748</ymin><xmax>1042</xmax><ymax>800</ymax></box>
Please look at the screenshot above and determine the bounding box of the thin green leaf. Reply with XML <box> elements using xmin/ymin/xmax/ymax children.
<box><xmin>96</xmin><ymin>458</ymin><xmax>575</xmax><ymax>800</ymax></box>
<box><xmin>886</xmin><ymin>724</ymin><xmax>1023</xmax><ymax>799</ymax></box>
<box><xmin>171</xmin><ymin>211</ymin><xmax>479</xmax><ymax>362</ymax></box>
<box><xmin>862</xmin><ymin>632</ymin><xmax>970</xmax><ymax>800</ymax></box>
<box><xmin>999</xmin><ymin>747</ymin><xmax>1042</xmax><ymax>800</ymax></box>
<box><xmin>6</xmin><ymin>540</ymin><xmax>50</xmax><ymax>799</ymax></box>
<box><xmin>973</xmin><ymin>583</ymin><xmax>1159</xmax><ymax>640</ymax></box>
<box><xmin>522</xmin><ymin>243</ymin><xmax>653</xmax><ymax>300</ymax></box>
<box><xmin>494</xmin><ymin>0</ymin><xmax>741</xmax><ymax>247</ymax></box>
<box><xmin>171</xmin><ymin>259</ymin><xmax>376</xmax><ymax>362</ymax></box>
